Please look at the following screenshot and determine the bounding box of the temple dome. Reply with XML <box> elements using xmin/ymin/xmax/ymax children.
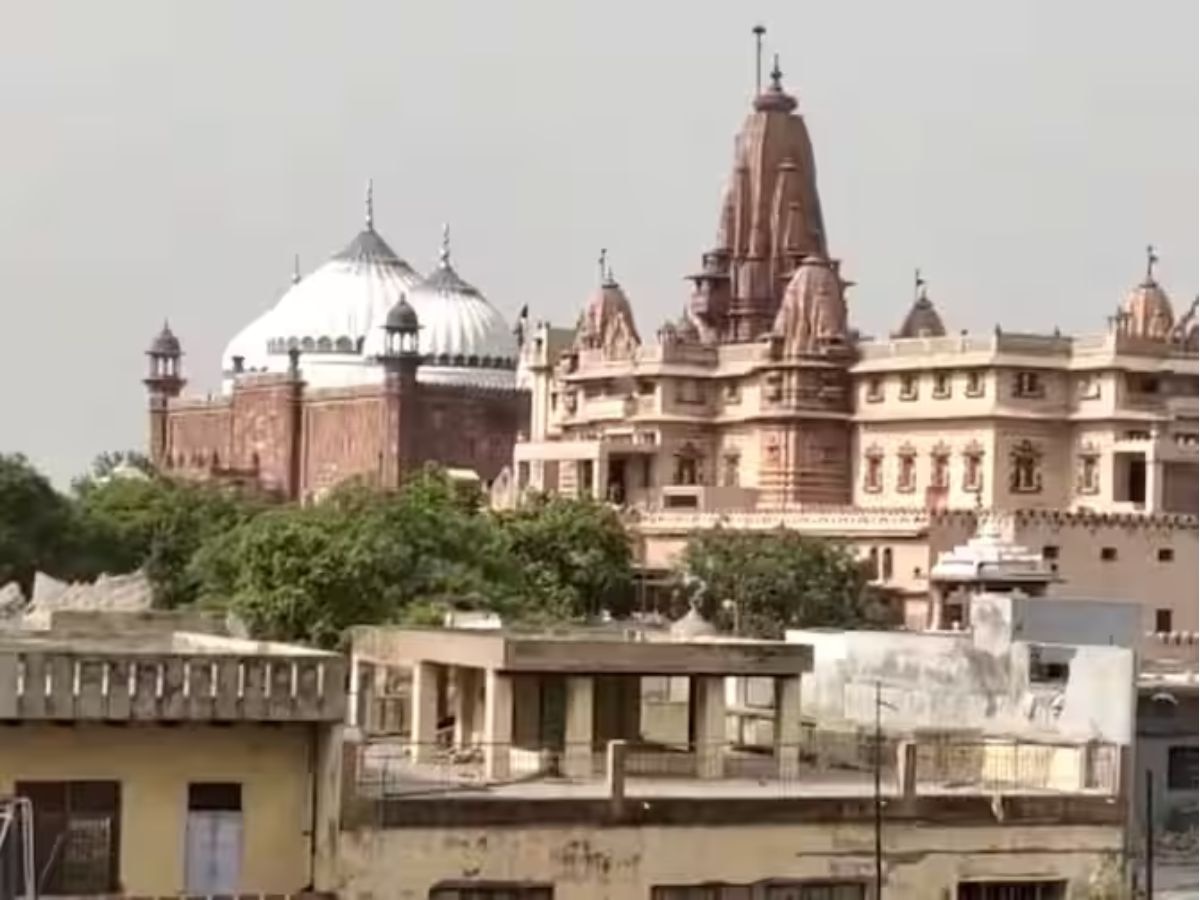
<box><xmin>895</xmin><ymin>280</ymin><xmax>946</xmax><ymax>338</ymax></box>
<box><xmin>772</xmin><ymin>255</ymin><xmax>847</xmax><ymax>355</ymax></box>
<box><xmin>573</xmin><ymin>264</ymin><xmax>641</xmax><ymax>359</ymax></box>
<box><xmin>1121</xmin><ymin>278</ymin><xmax>1174</xmax><ymax>341</ymax></box>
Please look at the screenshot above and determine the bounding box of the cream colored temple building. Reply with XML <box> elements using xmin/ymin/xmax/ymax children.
<box><xmin>508</xmin><ymin>60</ymin><xmax>1199</xmax><ymax>659</ymax></box>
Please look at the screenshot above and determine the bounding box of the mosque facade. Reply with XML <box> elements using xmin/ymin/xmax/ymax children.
<box><xmin>144</xmin><ymin>197</ymin><xmax>527</xmax><ymax>500</ymax></box>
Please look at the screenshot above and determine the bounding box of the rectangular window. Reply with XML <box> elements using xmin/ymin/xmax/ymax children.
<box><xmin>1167</xmin><ymin>746</ymin><xmax>1199</xmax><ymax>791</ymax></box>
<box><xmin>637</xmin><ymin>379</ymin><xmax>656</xmax><ymax>396</ymax></box>
<box><xmin>899</xmin><ymin>374</ymin><xmax>918</xmax><ymax>401</ymax></box>
<box><xmin>866</xmin><ymin>377</ymin><xmax>884</xmax><ymax>402</ymax></box>
<box><xmin>931</xmin><ymin>453</ymin><xmax>950</xmax><ymax>488</ymax></box>
<box><xmin>1158</xmin><ymin>548</ymin><xmax>1175</xmax><ymax>562</ymax></box>
<box><xmin>430</xmin><ymin>884</ymin><xmax>554</xmax><ymax>900</ymax></box>
<box><xmin>1078</xmin><ymin>376</ymin><xmax>1101</xmax><ymax>399</ymax></box>
<box><xmin>864</xmin><ymin>456</ymin><xmax>883</xmax><ymax>493</ymax></box>
<box><xmin>1041</xmin><ymin>545</ymin><xmax>1059</xmax><ymax>561</ymax></box>
<box><xmin>933</xmin><ymin>372</ymin><xmax>952</xmax><ymax>398</ymax></box>
<box><xmin>722</xmin><ymin>453</ymin><xmax>740</xmax><ymax>487</ymax></box>
<box><xmin>1029</xmin><ymin>645</ymin><xmax>1072</xmax><ymax>684</ymax></box>
<box><xmin>723</xmin><ymin>383</ymin><xmax>741</xmax><ymax>403</ymax></box>
<box><xmin>1014</xmin><ymin>371</ymin><xmax>1045</xmax><ymax>398</ymax></box>
<box><xmin>965</xmin><ymin>371</ymin><xmax>985</xmax><ymax>397</ymax></box>
<box><xmin>1078</xmin><ymin>455</ymin><xmax>1099</xmax><ymax>494</ymax></box>
<box><xmin>1100</xmin><ymin>547</ymin><xmax>1117</xmax><ymax>562</ymax></box>
<box><xmin>186</xmin><ymin>783</ymin><xmax>242</xmax><ymax>894</ymax></box>
<box><xmin>958</xmin><ymin>882</ymin><xmax>1066</xmax><ymax>900</ymax></box>
<box><xmin>1155</xmin><ymin>608</ymin><xmax>1173</xmax><ymax>633</ymax></box>
<box><xmin>16</xmin><ymin>780</ymin><xmax>120</xmax><ymax>894</ymax></box>
<box><xmin>963</xmin><ymin>452</ymin><xmax>983</xmax><ymax>492</ymax></box>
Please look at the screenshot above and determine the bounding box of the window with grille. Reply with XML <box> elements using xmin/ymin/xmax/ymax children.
<box><xmin>1013</xmin><ymin>371</ymin><xmax>1045</xmax><ymax>398</ymax></box>
<box><xmin>899</xmin><ymin>374</ymin><xmax>918</xmax><ymax>400</ymax></box>
<box><xmin>15</xmin><ymin>780</ymin><xmax>120</xmax><ymax>895</ymax></box>
<box><xmin>651</xmin><ymin>883</ymin><xmax>865</xmax><ymax>900</ymax></box>
<box><xmin>965</xmin><ymin>371</ymin><xmax>985</xmax><ymax>397</ymax></box>
<box><xmin>933</xmin><ymin>372</ymin><xmax>952</xmax><ymax>398</ymax></box>
<box><xmin>958</xmin><ymin>881</ymin><xmax>1065</xmax><ymax>900</ymax></box>
<box><xmin>429</xmin><ymin>883</ymin><xmax>553</xmax><ymax>900</ymax></box>
<box><xmin>864</xmin><ymin>454</ymin><xmax>883</xmax><ymax>492</ymax></box>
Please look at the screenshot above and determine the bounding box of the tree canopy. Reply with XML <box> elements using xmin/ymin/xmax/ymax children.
<box><xmin>675</xmin><ymin>526</ymin><xmax>880</xmax><ymax>638</ymax></box>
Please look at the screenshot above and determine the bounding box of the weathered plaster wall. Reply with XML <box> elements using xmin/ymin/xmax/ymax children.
<box><xmin>333</xmin><ymin>821</ymin><xmax>1123</xmax><ymax>900</ymax></box>
<box><xmin>790</xmin><ymin>598</ymin><xmax>1136</xmax><ymax>744</ymax></box>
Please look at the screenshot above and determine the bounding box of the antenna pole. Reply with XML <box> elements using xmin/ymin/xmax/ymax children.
<box><xmin>753</xmin><ymin>25</ymin><xmax>766</xmax><ymax>94</ymax></box>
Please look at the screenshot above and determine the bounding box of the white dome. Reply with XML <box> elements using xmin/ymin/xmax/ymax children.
<box><xmin>362</xmin><ymin>229</ymin><xmax>518</xmax><ymax>389</ymax></box>
<box><xmin>219</xmin><ymin>216</ymin><xmax>517</xmax><ymax>391</ymax></box>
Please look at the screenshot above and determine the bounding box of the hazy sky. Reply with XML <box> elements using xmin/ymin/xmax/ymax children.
<box><xmin>1</xmin><ymin>1</ymin><xmax>1196</xmax><ymax>484</ymax></box>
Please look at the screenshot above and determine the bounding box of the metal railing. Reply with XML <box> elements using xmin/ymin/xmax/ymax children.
<box><xmin>349</xmin><ymin>732</ymin><xmax>1121</xmax><ymax>801</ymax></box>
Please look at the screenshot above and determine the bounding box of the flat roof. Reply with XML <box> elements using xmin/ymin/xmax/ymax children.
<box><xmin>349</xmin><ymin>626</ymin><xmax>812</xmax><ymax>675</ymax></box>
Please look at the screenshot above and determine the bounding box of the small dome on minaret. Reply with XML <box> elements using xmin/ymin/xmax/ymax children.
<box><xmin>385</xmin><ymin>295</ymin><xmax>419</xmax><ymax>332</ymax></box>
<box><xmin>148</xmin><ymin>321</ymin><xmax>181</xmax><ymax>356</ymax></box>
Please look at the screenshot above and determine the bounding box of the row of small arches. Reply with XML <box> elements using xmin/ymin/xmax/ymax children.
<box><xmin>257</xmin><ymin>337</ymin><xmax>518</xmax><ymax>370</ymax></box>
<box><xmin>164</xmin><ymin>450</ymin><xmax>260</xmax><ymax>470</ymax></box>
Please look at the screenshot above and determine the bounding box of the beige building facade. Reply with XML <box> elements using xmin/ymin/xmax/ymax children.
<box><xmin>0</xmin><ymin>612</ymin><xmax>346</xmax><ymax>896</ymax></box>
<box><xmin>508</xmin><ymin>53</ymin><xmax>1198</xmax><ymax>662</ymax></box>
<box><xmin>332</xmin><ymin>625</ymin><xmax>1131</xmax><ymax>899</ymax></box>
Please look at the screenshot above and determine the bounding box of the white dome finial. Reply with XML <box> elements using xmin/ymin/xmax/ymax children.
<box><xmin>365</xmin><ymin>178</ymin><xmax>375</xmax><ymax>230</ymax></box>
<box><xmin>440</xmin><ymin>222</ymin><xmax>451</xmax><ymax>267</ymax></box>
<box><xmin>292</xmin><ymin>253</ymin><xmax>302</xmax><ymax>285</ymax></box>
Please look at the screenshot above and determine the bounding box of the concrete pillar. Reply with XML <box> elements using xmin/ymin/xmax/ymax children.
<box><xmin>350</xmin><ymin>659</ymin><xmax>373</xmax><ymax>733</ymax></box>
<box><xmin>897</xmin><ymin>741</ymin><xmax>918</xmax><ymax>799</ymax></box>
<box><xmin>774</xmin><ymin>676</ymin><xmax>802</xmax><ymax>780</ymax></box>
<box><xmin>512</xmin><ymin>674</ymin><xmax>542</xmax><ymax>749</ymax></box>
<box><xmin>564</xmin><ymin>676</ymin><xmax>595</xmax><ymax>779</ymax></box>
<box><xmin>484</xmin><ymin>669</ymin><xmax>513</xmax><ymax>780</ymax></box>
<box><xmin>453</xmin><ymin>666</ymin><xmax>480</xmax><ymax>748</ymax></box>
<box><xmin>693</xmin><ymin>675</ymin><xmax>726</xmax><ymax>779</ymax></box>
<box><xmin>311</xmin><ymin>723</ymin><xmax>344</xmax><ymax>891</ymax></box>
<box><xmin>1146</xmin><ymin>455</ymin><xmax>1163</xmax><ymax>513</ymax></box>
<box><xmin>607</xmin><ymin>739</ymin><xmax>628</xmax><ymax>815</ymax></box>
<box><xmin>410</xmin><ymin>662</ymin><xmax>439</xmax><ymax>763</ymax></box>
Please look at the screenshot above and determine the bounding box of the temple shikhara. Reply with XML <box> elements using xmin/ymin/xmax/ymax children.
<box><xmin>146</xmin><ymin>43</ymin><xmax>1198</xmax><ymax>660</ymax></box>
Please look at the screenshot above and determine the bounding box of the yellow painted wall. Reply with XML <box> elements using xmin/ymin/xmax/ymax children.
<box><xmin>0</xmin><ymin>723</ymin><xmax>315</xmax><ymax>894</ymax></box>
<box><xmin>334</xmin><ymin>820</ymin><xmax>1124</xmax><ymax>899</ymax></box>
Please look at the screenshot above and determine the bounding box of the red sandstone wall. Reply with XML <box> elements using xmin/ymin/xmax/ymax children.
<box><xmin>301</xmin><ymin>389</ymin><xmax>385</xmax><ymax>498</ymax></box>
<box><xmin>160</xmin><ymin>375</ymin><xmax>529</xmax><ymax>498</ymax></box>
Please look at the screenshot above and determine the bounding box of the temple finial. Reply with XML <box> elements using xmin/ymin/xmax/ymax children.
<box><xmin>914</xmin><ymin>267</ymin><xmax>926</xmax><ymax>301</ymax></box>
<box><xmin>1145</xmin><ymin>244</ymin><xmax>1158</xmax><ymax>282</ymax></box>
<box><xmin>440</xmin><ymin>223</ymin><xmax>451</xmax><ymax>267</ymax></box>
<box><xmin>752</xmin><ymin>24</ymin><xmax>766</xmax><ymax>95</ymax></box>
<box><xmin>598</xmin><ymin>248</ymin><xmax>608</xmax><ymax>285</ymax></box>
<box><xmin>770</xmin><ymin>54</ymin><xmax>783</xmax><ymax>91</ymax></box>
<box><xmin>365</xmin><ymin>179</ymin><xmax>375</xmax><ymax>230</ymax></box>
<box><xmin>292</xmin><ymin>253</ymin><xmax>301</xmax><ymax>285</ymax></box>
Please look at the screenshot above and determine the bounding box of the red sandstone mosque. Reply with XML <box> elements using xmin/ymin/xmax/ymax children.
<box><xmin>144</xmin><ymin>191</ymin><xmax>527</xmax><ymax>500</ymax></box>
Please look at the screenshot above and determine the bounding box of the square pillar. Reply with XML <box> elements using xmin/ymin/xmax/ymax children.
<box><xmin>453</xmin><ymin>666</ymin><xmax>480</xmax><ymax>748</ymax></box>
<box><xmin>564</xmin><ymin>676</ymin><xmax>595</xmax><ymax>779</ymax></box>
<box><xmin>1145</xmin><ymin>456</ymin><xmax>1163</xmax><ymax>513</ymax></box>
<box><xmin>774</xmin><ymin>675</ymin><xmax>802</xmax><ymax>780</ymax></box>
<box><xmin>484</xmin><ymin>669</ymin><xmax>513</xmax><ymax>781</ymax></box>
<box><xmin>410</xmin><ymin>662</ymin><xmax>439</xmax><ymax>763</ymax></box>
<box><xmin>693</xmin><ymin>675</ymin><xmax>726</xmax><ymax>779</ymax></box>
<box><xmin>512</xmin><ymin>674</ymin><xmax>542</xmax><ymax>750</ymax></box>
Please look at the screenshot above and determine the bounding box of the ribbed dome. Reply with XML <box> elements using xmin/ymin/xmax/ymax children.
<box><xmin>221</xmin><ymin>198</ymin><xmax>517</xmax><ymax>391</ymax></box>
<box><xmin>361</xmin><ymin>227</ymin><xmax>518</xmax><ymax>389</ymax></box>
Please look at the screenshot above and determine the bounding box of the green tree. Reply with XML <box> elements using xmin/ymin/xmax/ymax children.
<box><xmin>495</xmin><ymin>494</ymin><xmax>633</xmax><ymax>622</ymax></box>
<box><xmin>675</xmin><ymin>527</ymin><xmax>877</xmax><ymax>638</ymax></box>
<box><xmin>192</xmin><ymin>468</ymin><xmax>522</xmax><ymax>646</ymax></box>
<box><xmin>0</xmin><ymin>454</ymin><xmax>77</xmax><ymax>593</ymax></box>
<box><xmin>76</xmin><ymin>475</ymin><xmax>263</xmax><ymax>607</ymax></box>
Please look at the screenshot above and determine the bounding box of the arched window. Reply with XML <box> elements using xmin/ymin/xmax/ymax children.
<box><xmin>881</xmin><ymin>547</ymin><xmax>894</xmax><ymax>581</ymax></box>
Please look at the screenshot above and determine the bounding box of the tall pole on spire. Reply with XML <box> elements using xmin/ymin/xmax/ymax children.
<box><xmin>914</xmin><ymin>267</ymin><xmax>925</xmax><ymax>301</ymax></box>
<box><xmin>1145</xmin><ymin>243</ymin><xmax>1158</xmax><ymax>282</ymax></box>
<box><xmin>599</xmin><ymin>248</ymin><xmax>608</xmax><ymax>285</ymax></box>
<box><xmin>753</xmin><ymin>24</ymin><xmax>766</xmax><ymax>95</ymax></box>
<box><xmin>365</xmin><ymin>178</ymin><xmax>375</xmax><ymax>230</ymax></box>
<box><xmin>292</xmin><ymin>253</ymin><xmax>302</xmax><ymax>285</ymax></box>
<box><xmin>440</xmin><ymin>222</ymin><xmax>451</xmax><ymax>267</ymax></box>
